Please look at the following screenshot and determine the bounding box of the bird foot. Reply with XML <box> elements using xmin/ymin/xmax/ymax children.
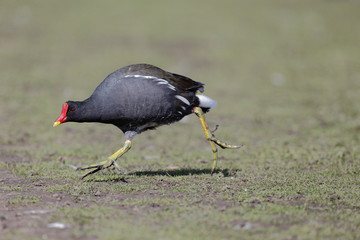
<box><xmin>209</xmin><ymin>136</ymin><xmax>243</xmax><ymax>150</ymax></box>
<box><xmin>208</xmin><ymin>124</ymin><xmax>242</xmax><ymax>149</ymax></box>
<box><xmin>76</xmin><ymin>159</ymin><xmax>122</xmax><ymax>179</ymax></box>
<box><xmin>74</xmin><ymin>140</ymin><xmax>132</xmax><ymax>179</ymax></box>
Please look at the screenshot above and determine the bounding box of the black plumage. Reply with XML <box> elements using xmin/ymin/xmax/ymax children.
<box><xmin>54</xmin><ymin>63</ymin><xmax>240</xmax><ymax>179</ymax></box>
<box><xmin>63</xmin><ymin>64</ymin><xmax>205</xmax><ymax>133</ymax></box>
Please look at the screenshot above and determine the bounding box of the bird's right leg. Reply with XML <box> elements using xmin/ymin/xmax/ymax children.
<box><xmin>76</xmin><ymin>139</ymin><xmax>132</xmax><ymax>179</ymax></box>
<box><xmin>193</xmin><ymin>107</ymin><xmax>242</xmax><ymax>175</ymax></box>
<box><xmin>76</xmin><ymin>131</ymin><xmax>137</xmax><ymax>179</ymax></box>
<box><xmin>76</xmin><ymin>127</ymin><xmax>137</xmax><ymax>179</ymax></box>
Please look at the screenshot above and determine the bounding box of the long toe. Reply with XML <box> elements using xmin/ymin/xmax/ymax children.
<box><xmin>78</xmin><ymin>159</ymin><xmax>116</xmax><ymax>179</ymax></box>
<box><xmin>77</xmin><ymin>159</ymin><xmax>114</xmax><ymax>171</ymax></box>
<box><xmin>81</xmin><ymin>167</ymin><xmax>102</xmax><ymax>180</ymax></box>
<box><xmin>210</xmin><ymin>137</ymin><xmax>242</xmax><ymax>149</ymax></box>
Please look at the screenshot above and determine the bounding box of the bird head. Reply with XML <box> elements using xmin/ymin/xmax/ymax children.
<box><xmin>53</xmin><ymin>101</ymin><xmax>78</xmax><ymax>127</ymax></box>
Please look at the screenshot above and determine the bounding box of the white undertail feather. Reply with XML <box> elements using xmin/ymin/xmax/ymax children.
<box><xmin>197</xmin><ymin>95</ymin><xmax>217</xmax><ymax>109</ymax></box>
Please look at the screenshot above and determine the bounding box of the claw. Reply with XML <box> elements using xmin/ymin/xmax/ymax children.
<box><xmin>210</xmin><ymin>124</ymin><xmax>219</xmax><ymax>135</ymax></box>
<box><xmin>63</xmin><ymin>164</ymin><xmax>78</xmax><ymax>170</ymax></box>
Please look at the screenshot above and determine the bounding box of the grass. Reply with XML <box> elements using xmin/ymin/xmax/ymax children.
<box><xmin>1</xmin><ymin>0</ymin><xmax>360</xmax><ymax>239</ymax></box>
<box><xmin>8</xmin><ymin>195</ymin><xmax>40</xmax><ymax>205</ymax></box>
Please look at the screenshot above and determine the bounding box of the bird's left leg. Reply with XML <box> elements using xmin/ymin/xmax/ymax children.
<box><xmin>77</xmin><ymin>132</ymin><xmax>136</xmax><ymax>179</ymax></box>
<box><xmin>193</xmin><ymin>107</ymin><xmax>242</xmax><ymax>174</ymax></box>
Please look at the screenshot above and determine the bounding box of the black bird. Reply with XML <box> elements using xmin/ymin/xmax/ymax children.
<box><xmin>53</xmin><ymin>64</ymin><xmax>241</xmax><ymax>179</ymax></box>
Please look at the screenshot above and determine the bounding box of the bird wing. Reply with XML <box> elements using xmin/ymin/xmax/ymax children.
<box><xmin>123</xmin><ymin>64</ymin><xmax>204</xmax><ymax>93</ymax></box>
<box><xmin>91</xmin><ymin>75</ymin><xmax>185</xmax><ymax>122</ymax></box>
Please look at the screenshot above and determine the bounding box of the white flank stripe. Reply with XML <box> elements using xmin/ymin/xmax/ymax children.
<box><xmin>178</xmin><ymin>111</ymin><xmax>183</xmax><ymax>115</ymax></box>
<box><xmin>124</xmin><ymin>75</ymin><xmax>176</xmax><ymax>91</ymax></box>
<box><xmin>155</xmin><ymin>79</ymin><xmax>175</xmax><ymax>91</ymax></box>
<box><xmin>124</xmin><ymin>74</ymin><xmax>155</xmax><ymax>79</ymax></box>
<box><xmin>156</xmin><ymin>81</ymin><xmax>176</xmax><ymax>91</ymax></box>
<box><xmin>175</xmin><ymin>95</ymin><xmax>190</xmax><ymax>106</ymax></box>
<box><xmin>181</xmin><ymin>106</ymin><xmax>186</xmax><ymax>110</ymax></box>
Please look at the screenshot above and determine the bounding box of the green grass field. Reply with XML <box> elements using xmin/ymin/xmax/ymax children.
<box><xmin>1</xmin><ymin>1</ymin><xmax>360</xmax><ymax>239</ymax></box>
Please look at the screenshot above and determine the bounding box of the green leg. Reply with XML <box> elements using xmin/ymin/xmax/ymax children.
<box><xmin>193</xmin><ymin>107</ymin><xmax>242</xmax><ymax>174</ymax></box>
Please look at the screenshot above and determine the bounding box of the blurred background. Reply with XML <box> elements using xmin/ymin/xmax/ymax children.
<box><xmin>1</xmin><ymin>1</ymin><xmax>360</xmax><ymax>239</ymax></box>
<box><xmin>1</xmin><ymin>0</ymin><xmax>359</xmax><ymax>168</ymax></box>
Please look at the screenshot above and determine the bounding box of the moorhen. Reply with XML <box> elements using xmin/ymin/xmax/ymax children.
<box><xmin>53</xmin><ymin>64</ymin><xmax>241</xmax><ymax>179</ymax></box>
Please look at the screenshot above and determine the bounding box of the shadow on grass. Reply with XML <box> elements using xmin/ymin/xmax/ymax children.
<box><xmin>129</xmin><ymin>168</ymin><xmax>234</xmax><ymax>177</ymax></box>
<box><xmin>84</xmin><ymin>168</ymin><xmax>239</xmax><ymax>182</ymax></box>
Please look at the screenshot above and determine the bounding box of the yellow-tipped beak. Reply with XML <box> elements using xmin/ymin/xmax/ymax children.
<box><xmin>53</xmin><ymin>121</ymin><xmax>61</xmax><ymax>127</ymax></box>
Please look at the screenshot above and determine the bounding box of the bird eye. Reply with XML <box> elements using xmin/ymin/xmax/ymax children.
<box><xmin>70</xmin><ymin>107</ymin><xmax>76</xmax><ymax>112</ymax></box>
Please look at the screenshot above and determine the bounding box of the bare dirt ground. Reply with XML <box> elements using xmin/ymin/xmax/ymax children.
<box><xmin>0</xmin><ymin>168</ymin><xmax>84</xmax><ymax>239</ymax></box>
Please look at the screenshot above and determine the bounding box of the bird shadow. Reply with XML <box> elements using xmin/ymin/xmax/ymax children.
<box><xmin>129</xmin><ymin>168</ymin><xmax>233</xmax><ymax>177</ymax></box>
<box><xmin>85</xmin><ymin>168</ymin><xmax>239</xmax><ymax>182</ymax></box>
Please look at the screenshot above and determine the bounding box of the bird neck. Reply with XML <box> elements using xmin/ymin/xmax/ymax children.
<box><xmin>72</xmin><ymin>98</ymin><xmax>101</xmax><ymax>123</ymax></box>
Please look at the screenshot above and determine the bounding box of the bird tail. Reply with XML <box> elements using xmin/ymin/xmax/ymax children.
<box><xmin>196</xmin><ymin>94</ymin><xmax>217</xmax><ymax>112</ymax></box>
